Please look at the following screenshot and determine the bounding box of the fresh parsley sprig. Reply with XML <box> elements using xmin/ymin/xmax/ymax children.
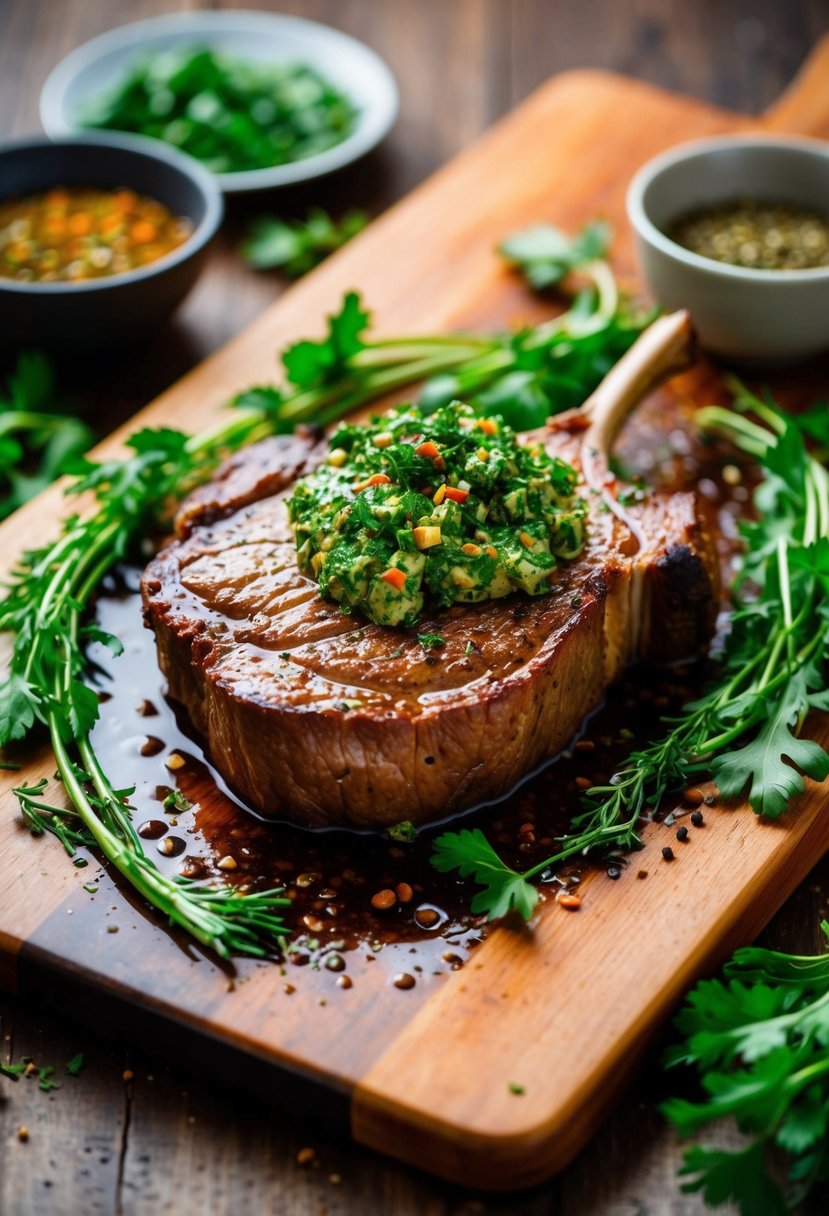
<box><xmin>499</xmin><ymin>218</ymin><xmax>613</xmax><ymax>293</ymax></box>
<box><xmin>241</xmin><ymin>208</ymin><xmax>368</xmax><ymax>277</ymax></box>
<box><xmin>663</xmin><ymin>923</ymin><xmax>829</xmax><ymax>1214</ymax></box>
<box><xmin>234</xmin><ymin>225</ymin><xmax>651</xmax><ymax>434</ymax></box>
<box><xmin>431</xmin><ymin>382</ymin><xmax>829</xmax><ymax>920</ymax></box>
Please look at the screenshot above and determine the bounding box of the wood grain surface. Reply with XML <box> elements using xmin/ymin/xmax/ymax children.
<box><xmin>2</xmin><ymin>3</ymin><xmax>829</xmax><ymax>1214</ymax></box>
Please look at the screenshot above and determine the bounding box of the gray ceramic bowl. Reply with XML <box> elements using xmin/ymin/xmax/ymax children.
<box><xmin>0</xmin><ymin>132</ymin><xmax>223</xmax><ymax>351</ymax></box>
<box><xmin>39</xmin><ymin>10</ymin><xmax>399</xmax><ymax>194</ymax></box>
<box><xmin>627</xmin><ymin>135</ymin><xmax>829</xmax><ymax>364</ymax></box>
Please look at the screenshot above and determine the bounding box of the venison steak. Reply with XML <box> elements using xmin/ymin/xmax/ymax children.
<box><xmin>142</xmin><ymin>314</ymin><xmax>719</xmax><ymax>828</ymax></box>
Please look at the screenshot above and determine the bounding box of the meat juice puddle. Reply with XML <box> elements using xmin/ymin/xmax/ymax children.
<box><xmin>86</xmin><ymin>398</ymin><xmax>750</xmax><ymax>995</ymax></box>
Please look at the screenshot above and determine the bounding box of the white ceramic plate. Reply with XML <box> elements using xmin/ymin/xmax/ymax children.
<box><xmin>39</xmin><ymin>10</ymin><xmax>399</xmax><ymax>194</ymax></box>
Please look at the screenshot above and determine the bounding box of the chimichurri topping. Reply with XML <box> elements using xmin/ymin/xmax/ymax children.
<box><xmin>288</xmin><ymin>401</ymin><xmax>587</xmax><ymax>628</ymax></box>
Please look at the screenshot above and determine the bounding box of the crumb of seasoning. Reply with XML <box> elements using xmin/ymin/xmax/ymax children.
<box><xmin>508</xmin><ymin>1082</ymin><xmax>526</xmax><ymax>1095</ymax></box>
<box><xmin>297</xmin><ymin>1146</ymin><xmax>316</xmax><ymax>1167</ymax></box>
<box><xmin>107</xmin><ymin>924</ymin><xmax>119</xmax><ymax>934</ymax></box>
<box><xmin>329</xmin><ymin>1172</ymin><xmax>342</xmax><ymax>1185</ymax></box>
<box><xmin>691</xmin><ymin>810</ymin><xmax>704</xmax><ymax>827</ymax></box>
<box><xmin>217</xmin><ymin>855</ymin><xmax>238</xmax><ymax>871</ymax></box>
<box><xmin>676</xmin><ymin>826</ymin><xmax>689</xmax><ymax>843</ymax></box>
<box><xmin>122</xmin><ymin>1069</ymin><xmax>134</xmax><ymax>1083</ymax></box>
<box><xmin>637</xmin><ymin>870</ymin><xmax>648</xmax><ymax>880</ymax></box>
<box><xmin>17</xmin><ymin>1126</ymin><xmax>28</xmax><ymax>1142</ymax></box>
<box><xmin>371</xmin><ymin>888</ymin><xmax>397</xmax><ymax>911</ymax></box>
<box><xmin>555</xmin><ymin>891</ymin><xmax>582</xmax><ymax>910</ymax></box>
<box><xmin>662</xmin><ymin>846</ymin><xmax>674</xmax><ymax>861</ymax></box>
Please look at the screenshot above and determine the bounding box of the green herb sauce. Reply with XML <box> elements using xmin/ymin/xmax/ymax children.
<box><xmin>287</xmin><ymin>401</ymin><xmax>587</xmax><ymax>628</ymax></box>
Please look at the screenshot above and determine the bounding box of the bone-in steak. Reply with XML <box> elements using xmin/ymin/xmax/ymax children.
<box><xmin>142</xmin><ymin>314</ymin><xmax>718</xmax><ymax>828</ymax></box>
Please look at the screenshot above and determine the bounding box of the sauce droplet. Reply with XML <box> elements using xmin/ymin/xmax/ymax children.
<box><xmin>137</xmin><ymin>819</ymin><xmax>167</xmax><ymax>840</ymax></box>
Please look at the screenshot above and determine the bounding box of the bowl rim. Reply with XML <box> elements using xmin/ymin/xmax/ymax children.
<box><xmin>626</xmin><ymin>133</ymin><xmax>829</xmax><ymax>284</ymax></box>
<box><xmin>0</xmin><ymin>130</ymin><xmax>223</xmax><ymax>295</ymax></box>
<box><xmin>38</xmin><ymin>8</ymin><xmax>400</xmax><ymax>194</ymax></box>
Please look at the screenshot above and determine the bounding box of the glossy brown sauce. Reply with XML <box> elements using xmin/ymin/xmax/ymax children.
<box><xmin>86</xmin><ymin>388</ymin><xmax>750</xmax><ymax>989</ymax></box>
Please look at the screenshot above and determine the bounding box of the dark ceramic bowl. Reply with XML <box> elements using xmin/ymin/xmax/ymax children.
<box><xmin>0</xmin><ymin>132</ymin><xmax>223</xmax><ymax>351</ymax></box>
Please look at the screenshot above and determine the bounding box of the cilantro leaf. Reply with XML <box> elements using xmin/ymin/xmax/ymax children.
<box><xmin>431</xmin><ymin>828</ymin><xmax>539</xmax><ymax>920</ymax></box>
<box><xmin>282</xmin><ymin>292</ymin><xmax>370</xmax><ymax>389</ymax></box>
<box><xmin>242</xmin><ymin>208</ymin><xmax>367</xmax><ymax>277</ymax></box>
<box><xmin>65</xmin><ymin>1052</ymin><xmax>85</xmax><ymax>1077</ymax></box>
<box><xmin>162</xmin><ymin>789</ymin><xmax>193</xmax><ymax>812</ymax></box>
<box><xmin>0</xmin><ymin>670</ymin><xmax>42</xmax><ymax>745</ymax></box>
<box><xmin>37</xmin><ymin>1065</ymin><xmax>59</xmax><ymax>1092</ymax></box>
<box><xmin>499</xmin><ymin>220</ymin><xmax>612</xmax><ymax>290</ymax></box>
<box><xmin>678</xmin><ymin>1142</ymin><xmax>787</xmax><ymax>1216</ymax></box>
<box><xmin>67</xmin><ymin>679</ymin><xmax>101</xmax><ymax>740</ymax></box>
<box><xmin>417</xmin><ymin>633</ymin><xmax>445</xmax><ymax>650</ymax></box>
<box><xmin>795</xmin><ymin>400</ymin><xmax>829</xmax><ymax>447</ymax></box>
<box><xmin>0</xmin><ymin>1060</ymin><xmax>26</xmax><ymax>1081</ymax></box>
<box><xmin>711</xmin><ymin>673</ymin><xmax>829</xmax><ymax>817</ymax></box>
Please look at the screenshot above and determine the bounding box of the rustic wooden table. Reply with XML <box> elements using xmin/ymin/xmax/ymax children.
<box><xmin>2</xmin><ymin>2</ymin><xmax>829</xmax><ymax>1213</ymax></box>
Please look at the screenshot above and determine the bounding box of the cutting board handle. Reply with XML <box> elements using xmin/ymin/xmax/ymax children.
<box><xmin>763</xmin><ymin>34</ymin><xmax>829</xmax><ymax>138</ymax></box>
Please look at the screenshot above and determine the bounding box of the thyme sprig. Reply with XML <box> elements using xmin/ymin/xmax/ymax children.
<box><xmin>431</xmin><ymin>383</ymin><xmax>829</xmax><ymax>920</ymax></box>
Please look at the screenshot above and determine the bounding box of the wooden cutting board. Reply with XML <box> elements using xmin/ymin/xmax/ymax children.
<box><xmin>4</xmin><ymin>39</ymin><xmax>829</xmax><ymax>1192</ymax></box>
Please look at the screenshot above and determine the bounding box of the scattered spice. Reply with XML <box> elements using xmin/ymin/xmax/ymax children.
<box><xmin>676</xmin><ymin>826</ymin><xmax>689</xmax><ymax>843</ymax></box>
<box><xmin>508</xmin><ymin>1082</ymin><xmax>526</xmax><ymax>1095</ymax></box>
<box><xmin>414</xmin><ymin>906</ymin><xmax>440</xmax><ymax>929</ymax></box>
<box><xmin>662</xmin><ymin>846</ymin><xmax>675</xmax><ymax>862</ymax></box>
<box><xmin>371</xmin><ymin>889</ymin><xmax>397</xmax><ymax>911</ymax></box>
<box><xmin>691</xmin><ymin>810</ymin><xmax>705</xmax><ymax>828</ymax></box>
<box><xmin>555</xmin><ymin>891</ymin><xmax>582</xmax><ymax>910</ymax></box>
<box><xmin>393</xmin><ymin>972</ymin><xmax>416</xmax><ymax>990</ymax></box>
<box><xmin>17</xmin><ymin>1126</ymin><xmax>28</xmax><ymax>1142</ymax></box>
